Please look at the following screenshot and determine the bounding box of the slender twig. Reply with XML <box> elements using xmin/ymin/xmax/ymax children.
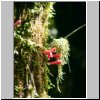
<box><xmin>64</xmin><ymin>24</ymin><xmax>86</xmax><ymax>39</ymax></box>
<box><xmin>67</xmin><ymin>60</ymin><xmax>71</xmax><ymax>73</ymax></box>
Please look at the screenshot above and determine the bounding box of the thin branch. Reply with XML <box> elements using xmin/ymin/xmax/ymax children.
<box><xmin>64</xmin><ymin>24</ymin><xmax>86</xmax><ymax>39</ymax></box>
<box><xmin>67</xmin><ymin>60</ymin><xmax>71</xmax><ymax>73</ymax></box>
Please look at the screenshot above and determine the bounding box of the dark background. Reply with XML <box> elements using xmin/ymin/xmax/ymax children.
<box><xmin>48</xmin><ymin>2</ymin><xmax>86</xmax><ymax>98</ymax></box>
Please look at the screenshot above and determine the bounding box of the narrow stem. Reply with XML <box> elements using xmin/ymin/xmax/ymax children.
<box><xmin>67</xmin><ymin>60</ymin><xmax>71</xmax><ymax>73</ymax></box>
<box><xmin>64</xmin><ymin>24</ymin><xmax>86</xmax><ymax>39</ymax></box>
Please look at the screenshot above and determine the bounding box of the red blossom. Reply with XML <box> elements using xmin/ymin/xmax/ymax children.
<box><xmin>49</xmin><ymin>60</ymin><xmax>62</xmax><ymax>65</ymax></box>
<box><xmin>42</xmin><ymin>48</ymin><xmax>56</xmax><ymax>60</ymax></box>
<box><xmin>47</xmin><ymin>52</ymin><xmax>53</xmax><ymax>60</ymax></box>
<box><xmin>50</xmin><ymin>47</ymin><xmax>56</xmax><ymax>53</ymax></box>
<box><xmin>53</xmin><ymin>54</ymin><xmax>61</xmax><ymax>59</ymax></box>
<box><xmin>14</xmin><ymin>20</ymin><xmax>22</xmax><ymax>26</ymax></box>
<box><xmin>42</xmin><ymin>50</ymin><xmax>53</xmax><ymax>60</ymax></box>
<box><xmin>42</xmin><ymin>50</ymin><xmax>50</xmax><ymax>55</ymax></box>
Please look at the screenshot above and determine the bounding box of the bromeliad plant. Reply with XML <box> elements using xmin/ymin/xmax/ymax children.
<box><xmin>14</xmin><ymin>2</ymin><xmax>86</xmax><ymax>98</ymax></box>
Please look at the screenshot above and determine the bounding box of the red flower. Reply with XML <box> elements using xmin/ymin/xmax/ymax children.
<box><xmin>50</xmin><ymin>47</ymin><xmax>56</xmax><ymax>53</ymax></box>
<box><xmin>42</xmin><ymin>50</ymin><xmax>53</xmax><ymax>60</ymax></box>
<box><xmin>14</xmin><ymin>20</ymin><xmax>22</xmax><ymax>26</ymax></box>
<box><xmin>49</xmin><ymin>60</ymin><xmax>62</xmax><ymax>65</ymax></box>
<box><xmin>42</xmin><ymin>50</ymin><xmax>51</xmax><ymax>55</ymax></box>
<box><xmin>42</xmin><ymin>48</ymin><xmax>56</xmax><ymax>60</ymax></box>
<box><xmin>53</xmin><ymin>54</ymin><xmax>61</xmax><ymax>59</ymax></box>
<box><xmin>48</xmin><ymin>52</ymin><xmax>53</xmax><ymax>60</ymax></box>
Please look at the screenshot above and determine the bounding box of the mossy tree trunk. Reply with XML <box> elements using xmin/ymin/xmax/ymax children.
<box><xmin>14</xmin><ymin>2</ymin><xmax>55</xmax><ymax>98</ymax></box>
